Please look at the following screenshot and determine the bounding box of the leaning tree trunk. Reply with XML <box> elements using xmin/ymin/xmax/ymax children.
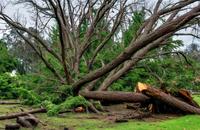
<box><xmin>72</xmin><ymin>6</ymin><xmax>200</xmax><ymax>95</ymax></box>
<box><xmin>98</xmin><ymin>34</ymin><xmax>169</xmax><ymax>91</ymax></box>
<box><xmin>79</xmin><ymin>91</ymin><xmax>150</xmax><ymax>103</ymax></box>
<box><xmin>137</xmin><ymin>82</ymin><xmax>200</xmax><ymax>114</ymax></box>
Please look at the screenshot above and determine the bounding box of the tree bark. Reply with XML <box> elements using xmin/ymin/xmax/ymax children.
<box><xmin>0</xmin><ymin>101</ymin><xmax>20</xmax><ymax>105</ymax></box>
<box><xmin>16</xmin><ymin>114</ymin><xmax>39</xmax><ymax>128</ymax></box>
<box><xmin>178</xmin><ymin>89</ymin><xmax>200</xmax><ymax>108</ymax></box>
<box><xmin>98</xmin><ymin>67</ymin><xmax>120</xmax><ymax>91</ymax></box>
<box><xmin>79</xmin><ymin>91</ymin><xmax>150</xmax><ymax>103</ymax></box>
<box><xmin>16</xmin><ymin>117</ymin><xmax>32</xmax><ymax>128</ymax></box>
<box><xmin>0</xmin><ymin>108</ymin><xmax>46</xmax><ymax>120</ymax></box>
<box><xmin>5</xmin><ymin>124</ymin><xmax>20</xmax><ymax>130</ymax></box>
<box><xmin>137</xmin><ymin>83</ymin><xmax>200</xmax><ymax>114</ymax></box>
<box><xmin>98</xmin><ymin>35</ymin><xmax>169</xmax><ymax>91</ymax></box>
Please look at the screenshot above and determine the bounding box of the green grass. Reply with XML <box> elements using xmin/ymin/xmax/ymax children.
<box><xmin>193</xmin><ymin>95</ymin><xmax>200</xmax><ymax>104</ymax></box>
<box><xmin>0</xmin><ymin>96</ymin><xmax>200</xmax><ymax>130</ymax></box>
<box><xmin>96</xmin><ymin>115</ymin><xmax>200</xmax><ymax>130</ymax></box>
<box><xmin>33</xmin><ymin>114</ymin><xmax>200</xmax><ymax>130</ymax></box>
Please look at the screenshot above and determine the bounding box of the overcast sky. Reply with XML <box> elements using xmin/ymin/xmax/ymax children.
<box><xmin>0</xmin><ymin>0</ymin><xmax>199</xmax><ymax>49</ymax></box>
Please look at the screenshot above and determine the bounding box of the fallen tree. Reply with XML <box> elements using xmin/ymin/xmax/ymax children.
<box><xmin>80</xmin><ymin>91</ymin><xmax>150</xmax><ymax>103</ymax></box>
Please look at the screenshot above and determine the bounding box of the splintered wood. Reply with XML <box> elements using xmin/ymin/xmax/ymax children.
<box><xmin>136</xmin><ymin>82</ymin><xmax>200</xmax><ymax>114</ymax></box>
<box><xmin>80</xmin><ymin>82</ymin><xmax>200</xmax><ymax>115</ymax></box>
<box><xmin>136</xmin><ymin>82</ymin><xmax>149</xmax><ymax>92</ymax></box>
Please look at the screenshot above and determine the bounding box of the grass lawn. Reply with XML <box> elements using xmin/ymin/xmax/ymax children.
<box><xmin>0</xmin><ymin>95</ymin><xmax>200</xmax><ymax>130</ymax></box>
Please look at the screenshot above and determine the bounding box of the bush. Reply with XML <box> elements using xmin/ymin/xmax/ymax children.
<box><xmin>17</xmin><ymin>88</ymin><xmax>41</xmax><ymax>105</ymax></box>
<box><xmin>0</xmin><ymin>73</ymin><xmax>20</xmax><ymax>99</ymax></box>
<box><xmin>42</xmin><ymin>96</ymin><xmax>89</xmax><ymax>116</ymax></box>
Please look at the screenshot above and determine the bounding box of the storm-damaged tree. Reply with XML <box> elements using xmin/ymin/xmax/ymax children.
<box><xmin>0</xmin><ymin>0</ymin><xmax>200</xmax><ymax>98</ymax></box>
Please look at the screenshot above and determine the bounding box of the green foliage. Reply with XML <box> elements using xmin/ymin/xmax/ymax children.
<box><xmin>145</xmin><ymin>57</ymin><xmax>196</xmax><ymax>90</ymax></box>
<box><xmin>162</xmin><ymin>38</ymin><xmax>183</xmax><ymax>52</ymax></box>
<box><xmin>42</xmin><ymin>100</ymin><xmax>59</xmax><ymax>116</ymax></box>
<box><xmin>0</xmin><ymin>73</ymin><xmax>42</xmax><ymax>104</ymax></box>
<box><xmin>17</xmin><ymin>74</ymin><xmax>72</xmax><ymax>104</ymax></box>
<box><xmin>42</xmin><ymin>96</ymin><xmax>89</xmax><ymax>116</ymax></box>
<box><xmin>110</xmin><ymin>54</ymin><xmax>200</xmax><ymax>91</ymax></box>
<box><xmin>110</xmin><ymin>68</ymin><xmax>150</xmax><ymax>91</ymax></box>
<box><xmin>0</xmin><ymin>40</ymin><xmax>19</xmax><ymax>73</ymax></box>
<box><xmin>123</xmin><ymin>11</ymin><xmax>145</xmax><ymax>46</ymax></box>
<box><xmin>0</xmin><ymin>73</ymin><xmax>19</xmax><ymax>99</ymax></box>
<box><xmin>17</xmin><ymin>88</ymin><xmax>41</xmax><ymax>105</ymax></box>
<box><xmin>50</xmin><ymin>25</ymin><xmax>59</xmax><ymax>45</ymax></box>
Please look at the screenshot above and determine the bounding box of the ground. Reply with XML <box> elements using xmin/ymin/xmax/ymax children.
<box><xmin>0</xmin><ymin>95</ymin><xmax>200</xmax><ymax>130</ymax></box>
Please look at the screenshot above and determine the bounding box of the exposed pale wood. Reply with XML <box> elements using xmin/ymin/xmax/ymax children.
<box><xmin>139</xmin><ymin>83</ymin><xmax>200</xmax><ymax>114</ymax></box>
<box><xmin>136</xmin><ymin>82</ymin><xmax>149</xmax><ymax>92</ymax></box>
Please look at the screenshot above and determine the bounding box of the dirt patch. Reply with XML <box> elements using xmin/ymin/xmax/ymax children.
<box><xmin>70</xmin><ymin>103</ymin><xmax>181</xmax><ymax>123</ymax></box>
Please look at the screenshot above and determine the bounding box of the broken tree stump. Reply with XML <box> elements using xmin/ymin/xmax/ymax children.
<box><xmin>26</xmin><ymin>114</ymin><xmax>39</xmax><ymax>126</ymax></box>
<box><xmin>17</xmin><ymin>116</ymin><xmax>32</xmax><ymax>128</ymax></box>
<box><xmin>16</xmin><ymin>114</ymin><xmax>39</xmax><ymax>128</ymax></box>
<box><xmin>178</xmin><ymin>89</ymin><xmax>200</xmax><ymax>108</ymax></box>
<box><xmin>5</xmin><ymin>124</ymin><xmax>20</xmax><ymax>130</ymax></box>
<box><xmin>136</xmin><ymin>82</ymin><xmax>200</xmax><ymax>114</ymax></box>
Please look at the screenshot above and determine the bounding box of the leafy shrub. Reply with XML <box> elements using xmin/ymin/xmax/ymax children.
<box><xmin>42</xmin><ymin>96</ymin><xmax>89</xmax><ymax>116</ymax></box>
<box><xmin>0</xmin><ymin>73</ymin><xmax>20</xmax><ymax>99</ymax></box>
<box><xmin>0</xmin><ymin>40</ymin><xmax>19</xmax><ymax>74</ymax></box>
<box><xmin>17</xmin><ymin>88</ymin><xmax>41</xmax><ymax>105</ymax></box>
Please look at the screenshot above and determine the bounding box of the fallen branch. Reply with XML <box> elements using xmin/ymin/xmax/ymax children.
<box><xmin>0</xmin><ymin>108</ymin><xmax>46</xmax><ymax>120</ymax></box>
<box><xmin>0</xmin><ymin>101</ymin><xmax>20</xmax><ymax>105</ymax></box>
<box><xmin>115</xmin><ymin>112</ymin><xmax>151</xmax><ymax>123</ymax></box>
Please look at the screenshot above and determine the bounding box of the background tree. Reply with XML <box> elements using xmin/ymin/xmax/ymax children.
<box><xmin>0</xmin><ymin>39</ymin><xmax>19</xmax><ymax>73</ymax></box>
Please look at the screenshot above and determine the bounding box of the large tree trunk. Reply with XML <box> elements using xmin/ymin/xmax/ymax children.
<box><xmin>79</xmin><ymin>91</ymin><xmax>150</xmax><ymax>103</ymax></box>
<box><xmin>97</xmin><ymin>35</ymin><xmax>167</xmax><ymax>91</ymax></box>
<box><xmin>98</xmin><ymin>68</ymin><xmax>120</xmax><ymax>91</ymax></box>
<box><xmin>72</xmin><ymin>6</ymin><xmax>200</xmax><ymax>95</ymax></box>
<box><xmin>137</xmin><ymin>83</ymin><xmax>200</xmax><ymax>114</ymax></box>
